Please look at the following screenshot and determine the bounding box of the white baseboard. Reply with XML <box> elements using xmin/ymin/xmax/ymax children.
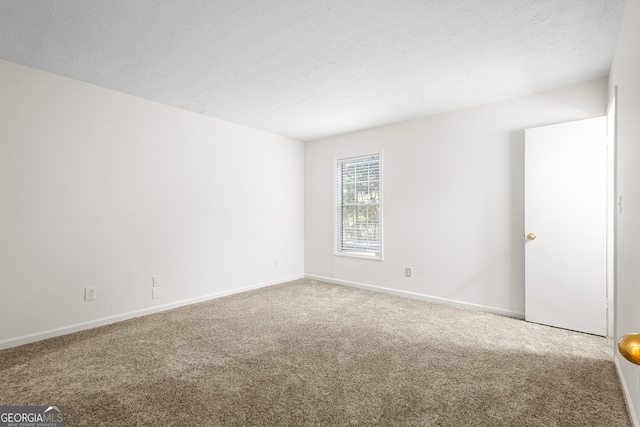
<box><xmin>615</xmin><ymin>355</ymin><xmax>640</xmax><ymax>427</ymax></box>
<box><xmin>305</xmin><ymin>274</ymin><xmax>525</xmax><ymax>319</ymax></box>
<box><xmin>0</xmin><ymin>274</ymin><xmax>304</xmax><ymax>351</ymax></box>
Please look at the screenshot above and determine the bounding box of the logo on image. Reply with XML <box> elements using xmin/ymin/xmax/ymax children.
<box><xmin>0</xmin><ymin>406</ymin><xmax>64</xmax><ymax>427</ymax></box>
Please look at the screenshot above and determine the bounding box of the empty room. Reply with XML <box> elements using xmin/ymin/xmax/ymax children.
<box><xmin>1</xmin><ymin>1</ymin><xmax>639</xmax><ymax>425</ymax></box>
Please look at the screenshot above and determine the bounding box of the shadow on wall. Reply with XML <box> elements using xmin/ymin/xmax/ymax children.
<box><xmin>509</xmin><ymin>130</ymin><xmax>526</xmax><ymax>310</ymax></box>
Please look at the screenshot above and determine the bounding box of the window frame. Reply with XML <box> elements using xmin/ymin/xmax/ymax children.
<box><xmin>334</xmin><ymin>152</ymin><xmax>383</xmax><ymax>260</ymax></box>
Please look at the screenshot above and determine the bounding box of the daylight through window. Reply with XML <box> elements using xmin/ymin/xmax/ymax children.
<box><xmin>336</xmin><ymin>154</ymin><xmax>381</xmax><ymax>258</ymax></box>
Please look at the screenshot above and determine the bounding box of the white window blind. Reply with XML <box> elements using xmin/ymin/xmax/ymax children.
<box><xmin>336</xmin><ymin>154</ymin><xmax>381</xmax><ymax>257</ymax></box>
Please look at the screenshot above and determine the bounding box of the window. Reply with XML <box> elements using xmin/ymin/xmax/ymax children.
<box><xmin>336</xmin><ymin>154</ymin><xmax>382</xmax><ymax>258</ymax></box>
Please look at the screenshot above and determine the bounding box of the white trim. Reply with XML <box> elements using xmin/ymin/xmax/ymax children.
<box><xmin>615</xmin><ymin>355</ymin><xmax>639</xmax><ymax>427</ymax></box>
<box><xmin>606</xmin><ymin>94</ymin><xmax>617</xmax><ymax>338</ymax></box>
<box><xmin>0</xmin><ymin>274</ymin><xmax>304</xmax><ymax>350</ymax></box>
<box><xmin>305</xmin><ymin>274</ymin><xmax>524</xmax><ymax>319</ymax></box>
<box><xmin>333</xmin><ymin>251</ymin><xmax>383</xmax><ymax>261</ymax></box>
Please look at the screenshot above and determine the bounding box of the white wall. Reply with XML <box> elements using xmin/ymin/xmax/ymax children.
<box><xmin>609</xmin><ymin>0</ymin><xmax>640</xmax><ymax>423</ymax></box>
<box><xmin>305</xmin><ymin>79</ymin><xmax>607</xmax><ymax>317</ymax></box>
<box><xmin>0</xmin><ymin>60</ymin><xmax>304</xmax><ymax>348</ymax></box>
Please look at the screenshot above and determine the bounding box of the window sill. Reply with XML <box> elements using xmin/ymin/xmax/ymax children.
<box><xmin>334</xmin><ymin>251</ymin><xmax>383</xmax><ymax>261</ymax></box>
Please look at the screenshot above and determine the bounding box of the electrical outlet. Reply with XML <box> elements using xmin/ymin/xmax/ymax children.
<box><xmin>273</xmin><ymin>259</ymin><xmax>279</xmax><ymax>268</ymax></box>
<box><xmin>405</xmin><ymin>268</ymin><xmax>412</xmax><ymax>278</ymax></box>
<box><xmin>152</xmin><ymin>287</ymin><xmax>161</xmax><ymax>300</ymax></box>
<box><xmin>152</xmin><ymin>276</ymin><xmax>160</xmax><ymax>287</ymax></box>
<box><xmin>84</xmin><ymin>287</ymin><xmax>96</xmax><ymax>301</ymax></box>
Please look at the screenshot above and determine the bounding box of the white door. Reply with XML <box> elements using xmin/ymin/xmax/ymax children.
<box><xmin>525</xmin><ymin>117</ymin><xmax>607</xmax><ymax>336</ymax></box>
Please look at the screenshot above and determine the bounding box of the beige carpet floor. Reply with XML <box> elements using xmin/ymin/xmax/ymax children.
<box><xmin>0</xmin><ymin>279</ymin><xmax>631</xmax><ymax>426</ymax></box>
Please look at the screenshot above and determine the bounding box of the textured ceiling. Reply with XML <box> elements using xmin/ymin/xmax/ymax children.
<box><xmin>0</xmin><ymin>1</ymin><xmax>625</xmax><ymax>141</ymax></box>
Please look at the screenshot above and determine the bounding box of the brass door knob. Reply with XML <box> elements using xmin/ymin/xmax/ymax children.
<box><xmin>527</xmin><ymin>233</ymin><xmax>536</xmax><ymax>240</ymax></box>
<box><xmin>619</xmin><ymin>334</ymin><xmax>640</xmax><ymax>365</ymax></box>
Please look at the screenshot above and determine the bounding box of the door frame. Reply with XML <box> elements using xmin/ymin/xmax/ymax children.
<box><xmin>607</xmin><ymin>90</ymin><xmax>617</xmax><ymax>338</ymax></box>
